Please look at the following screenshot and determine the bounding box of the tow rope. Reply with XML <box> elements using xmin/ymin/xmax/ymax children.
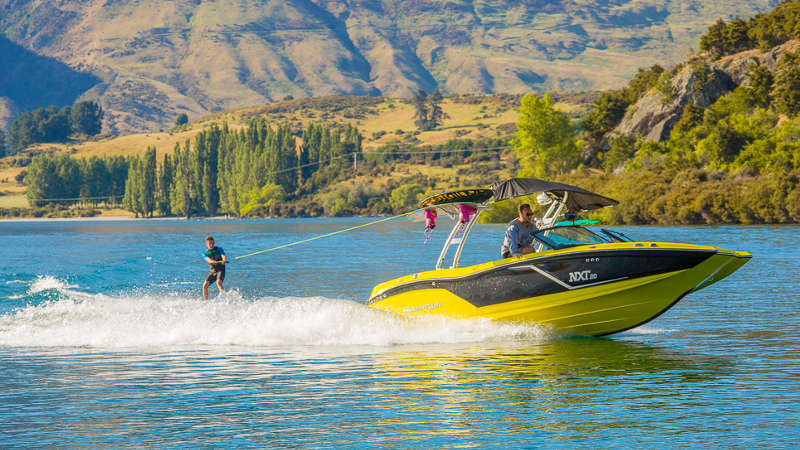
<box><xmin>233</xmin><ymin>210</ymin><xmax>420</xmax><ymax>260</ymax></box>
<box><xmin>230</xmin><ymin>200</ymin><xmax>488</xmax><ymax>261</ymax></box>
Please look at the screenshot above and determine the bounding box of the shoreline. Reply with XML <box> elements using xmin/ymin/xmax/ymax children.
<box><xmin>0</xmin><ymin>215</ymin><xmax>234</xmax><ymax>222</ymax></box>
<box><xmin>0</xmin><ymin>214</ymin><xmax>796</xmax><ymax>225</ymax></box>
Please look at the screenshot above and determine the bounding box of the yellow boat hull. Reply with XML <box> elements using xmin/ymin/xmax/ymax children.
<box><xmin>368</xmin><ymin>243</ymin><xmax>751</xmax><ymax>336</ymax></box>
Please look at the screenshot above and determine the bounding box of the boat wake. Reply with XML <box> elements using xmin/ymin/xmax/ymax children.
<box><xmin>0</xmin><ymin>276</ymin><xmax>556</xmax><ymax>349</ymax></box>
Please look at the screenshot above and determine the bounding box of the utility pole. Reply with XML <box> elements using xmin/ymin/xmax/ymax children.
<box><xmin>353</xmin><ymin>152</ymin><xmax>357</xmax><ymax>173</ymax></box>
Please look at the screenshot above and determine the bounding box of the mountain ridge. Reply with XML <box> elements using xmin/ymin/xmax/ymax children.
<box><xmin>0</xmin><ymin>0</ymin><xmax>779</xmax><ymax>134</ymax></box>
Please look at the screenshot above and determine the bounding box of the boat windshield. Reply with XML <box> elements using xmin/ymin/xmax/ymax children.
<box><xmin>533</xmin><ymin>226</ymin><xmax>611</xmax><ymax>250</ymax></box>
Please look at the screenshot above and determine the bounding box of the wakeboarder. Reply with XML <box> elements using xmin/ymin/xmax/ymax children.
<box><xmin>202</xmin><ymin>236</ymin><xmax>227</xmax><ymax>299</ymax></box>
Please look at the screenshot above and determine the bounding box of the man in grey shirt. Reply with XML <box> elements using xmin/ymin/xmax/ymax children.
<box><xmin>501</xmin><ymin>203</ymin><xmax>537</xmax><ymax>259</ymax></box>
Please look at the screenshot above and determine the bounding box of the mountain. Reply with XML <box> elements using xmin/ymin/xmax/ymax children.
<box><xmin>0</xmin><ymin>0</ymin><xmax>779</xmax><ymax>134</ymax></box>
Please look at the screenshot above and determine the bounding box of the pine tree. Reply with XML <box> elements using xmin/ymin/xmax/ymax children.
<box><xmin>428</xmin><ymin>89</ymin><xmax>446</xmax><ymax>129</ymax></box>
<box><xmin>748</xmin><ymin>65</ymin><xmax>774</xmax><ymax>109</ymax></box>
<box><xmin>772</xmin><ymin>51</ymin><xmax>800</xmax><ymax>116</ymax></box>
<box><xmin>38</xmin><ymin>106</ymin><xmax>71</xmax><ymax>142</ymax></box>
<box><xmin>700</xmin><ymin>19</ymin><xmax>727</xmax><ymax>57</ymax></box>
<box><xmin>8</xmin><ymin>111</ymin><xmax>41</xmax><ymax>152</ymax></box>
<box><xmin>175</xmin><ymin>113</ymin><xmax>189</xmax><ymax>128</ymax></box>
<box><xmin>413</xmin><ymin>89</ymin><xmax>430</xmax><ymax>131</ymax></box>
<box><xmin>70</xmin><ymin>101</ymin><xmax>104</xmax><ymax>136</ymax></box>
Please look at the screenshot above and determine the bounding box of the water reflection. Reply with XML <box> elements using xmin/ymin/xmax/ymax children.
<box><xmin>0</xmin><ymin>339</ymin><xmax>730</xmax><ymax>446</ymax></box>
<box><xmin>368</xmin><ymin>338</ymin><xmax>730</xmax><ymax>442</ymax></box>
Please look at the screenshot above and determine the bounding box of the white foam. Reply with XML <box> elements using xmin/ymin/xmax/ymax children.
<box><xmin>623</xmin><ymin>325</ymin><xmax>676</xmax><ymax>335</ymax></box>
<box><xmin>27</xmin><ymin>275</ymin><xmax>74</xmax><ymax>294</ymax></box>
<box><xmin>0</xmin><ymin>289</ymin><xmax>553</xmax><ymax>349</ymax></box>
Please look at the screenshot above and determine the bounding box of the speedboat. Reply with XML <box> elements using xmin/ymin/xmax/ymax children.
<box><xmin>367</xmin><ymin>178</ymin><xmax>751</xmax><ymax>336</ymax></box>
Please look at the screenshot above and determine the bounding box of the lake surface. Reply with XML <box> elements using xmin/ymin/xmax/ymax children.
<box><xmin>0</xmin><ymin>218</ymin><xmax>797</xmax><ymax>446</ymax></box>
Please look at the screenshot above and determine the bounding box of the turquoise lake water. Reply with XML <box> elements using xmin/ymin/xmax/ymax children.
<box><xmin>0</xmin><ymin>218</ymin><xmax>797</xmax><ymax>446</ymax></box>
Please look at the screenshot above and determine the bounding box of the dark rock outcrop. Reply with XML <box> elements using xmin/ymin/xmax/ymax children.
<box><xmin>613</xmin><ymin>40</ymin><xmax>800</xmax><ymax>142</ymax></box>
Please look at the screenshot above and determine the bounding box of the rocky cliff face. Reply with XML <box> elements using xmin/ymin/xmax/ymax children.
<box><xmin>613</xmin><ymin>40</ymin><xmax>800</xmax><ymax>142</ymax></box>
<box><xmin>0</xmin><ymin>0</ymin><xmax>779</xmax><ymax>134</ymax></box>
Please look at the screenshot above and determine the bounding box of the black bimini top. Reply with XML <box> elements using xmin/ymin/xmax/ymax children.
<box><xmin>418</xmin><ymin>178</ymin><xmax>618</xmax><ymax>212</ymax></box>
<box><xmin>490</xmin><ymin>178</ymin><xmax>618</xmax><ymax>212</ymax></box>
<box><xmin>420</xmin><ymin>189</ymin><xmax>494</xmax><ymax>208</ymax></box>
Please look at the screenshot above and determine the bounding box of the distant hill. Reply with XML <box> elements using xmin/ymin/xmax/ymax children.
<box><xmin>0</xmin><ymin>35</ymin><xmax>100</xmax><ymax>130</ymax></box>
<box><xmin>0</xmin><ymin>0</ymin><xmax>779</xmax><ymax>134</ymax></box>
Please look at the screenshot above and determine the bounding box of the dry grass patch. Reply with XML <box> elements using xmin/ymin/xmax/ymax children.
<box><xmin>0</xmin><ymin>166</ymin><xmax>26</xmax><ymax>195</ymax></box>
<box><xmin>67</xmin><ymin>128</ymin><xmax>204</xmax><ymax>159</ymax></box>
<box><xmin>0</xmin><ymin>194</ymin><xmax>29</xmax><ymax>208</ymax></box>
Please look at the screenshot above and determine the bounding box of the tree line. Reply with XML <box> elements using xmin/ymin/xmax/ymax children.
<box><xmin>5</xmin><ymin>101</ymin><xmax>103</xmax><ymax>155</ymax></box>
<box><xmin>25</xmin><ymin>119</ymin><xmax>362</xmax><ymax>217</ymax></box>
<box><xmin>25</xmin><ymin>153</ymin><xmax>128</xmax><ymax>207</ymax></box>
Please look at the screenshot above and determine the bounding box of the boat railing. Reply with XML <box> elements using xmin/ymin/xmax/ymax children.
<box><xmin>534</xmin><ymin>192</ymin><xmax>567</xmax><ymax>252</ymax></box>
<box><xmin>435</xmin><ymin>205</ymin><xmax>486</xmax><ymax>270</ymax></box>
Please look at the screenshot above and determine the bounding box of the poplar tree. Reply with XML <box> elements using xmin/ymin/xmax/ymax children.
<box><xmin>80</xmin><ymin>156</ymin><xmax>111</xmax><ymax>206</ymax></box>
<box><xmin>56</xmin><ymin>154</ymin><xmax>81</xmax><ymax>205</ymax></box>
<box><xmin>123</xmin><ymin>156</ymin><xmax>143</xmax><ymax>217</ymax></box>
<box><xmin>142</xmin><ymin>147</ymin><xmax>157</xmax><ymax>217</ymax></box>
<box><xmin>157</xmin><ymin>153</ymin><xmax>173</xmax><ymax>215</ymax></box>
<box><xmin>170</xmin><ymin>140</ymin><xmax>197</xmax><ymax>218</ymax></box>
<box><xmin>276</xmin><ymin>123</ymin><xmax>297</xmax><ymax>192</ymax></box>
<box><xmin>26</xmin><ymin>155</ymin><xmax>58</xmax><ymax>207</ymax></box>
<box><xmin>298</xmin><ymin>132</ymin><xmax>310</xmax><ymax>185</ymax></box>
<box><xmin>106</xmin><ymin>155</ymin><xmax>129</xmax><ymax>205</ymax></box>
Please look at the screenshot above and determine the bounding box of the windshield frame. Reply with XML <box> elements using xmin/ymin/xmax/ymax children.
<box><xmin>532</xmin><ymin>225</ymin><xmax>612</xmax><ymax>250</ymax></box>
